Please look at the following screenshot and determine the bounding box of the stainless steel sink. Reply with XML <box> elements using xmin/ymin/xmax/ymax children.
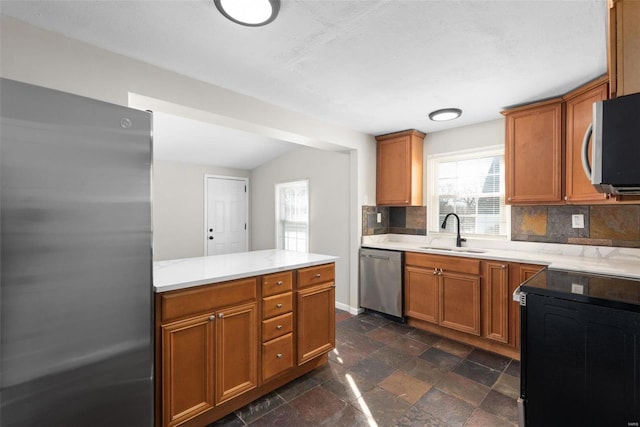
<box><xmin>420</xmin><ymin>246</ymin><xmax>487</xmax><ymax>254</ymax></box>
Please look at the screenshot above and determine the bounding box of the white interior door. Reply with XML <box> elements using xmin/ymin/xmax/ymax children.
<box><xmin>205</xmin><ymin>176</ymin><xmax>248</xmax><ymax>255</ymax></box>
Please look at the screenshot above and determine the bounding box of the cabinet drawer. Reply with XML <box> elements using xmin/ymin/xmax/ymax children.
<box><xmin>262</xmin><ymin>271</ymin><xmax>293</xmax><ymax>297</ymax></box>
<box><xmin>405</xmin><ymin>252</ymin><xmax>480</xmax><ymax>275</ymax></box>
<box><xmin>262</xmin><ymin>312</ymin><xmax>293</xmax><ymax>342</ymax></box>
<box><xmin>262</xmin><ymin>333</ymin><xmax>293</xmax><ymax>382</ymax></box>
<box><xmin>297</xmin><ymin>263</ymin><xmax>335</xmax><ymax>289</ymax></box>
<box><xmin>262</xmin><ymin>292</ymin><xmax>292</xmax><ymax>319</ymax></box>
<box><xmin>160</xmin><ymin>278</ymin><xmax>257</xmax><ymax>323</ymax></box>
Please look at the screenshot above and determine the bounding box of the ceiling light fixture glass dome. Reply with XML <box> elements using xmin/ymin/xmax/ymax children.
<box><xmin>214</xmin><ymin>0</ymin><xmax>280</xmax><ymax>27</ymax></box>
<box><xmin>429</xmin><ymin>108</ymin><xmax>462</xmax><ymax>121</ymax></box>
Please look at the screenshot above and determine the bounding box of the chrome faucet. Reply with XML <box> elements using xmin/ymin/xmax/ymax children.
<box><xmin>441</xmin><ymin>213</ymin><xmax>466</xmax><ymax>247</ymax></box>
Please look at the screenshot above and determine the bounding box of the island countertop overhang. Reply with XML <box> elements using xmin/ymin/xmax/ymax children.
<box><xmin>154</xmin><ymin>249</ymin><xmax>339</xmax><ymax>293</ymax></box>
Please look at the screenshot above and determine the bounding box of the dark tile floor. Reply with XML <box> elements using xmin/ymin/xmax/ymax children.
<box><xmin>209</xmin><ymin>310</ymin><xmax>520</xmax><ymax>427</ymax></box>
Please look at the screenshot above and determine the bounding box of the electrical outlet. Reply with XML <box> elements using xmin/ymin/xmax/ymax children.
<box><xmin>376</xmin><ymin>212</ymin><xmax>382</xmax><ymax>223</ymax></box>
<box><xmin>571</xmin><ymin>283</ymin><xmax>584</xmax><ymax>294</ymax></box>
<box><xmin>571</xmin><ymin>214</ymin><xmax>584</xmax><ymax>229</ymax></box>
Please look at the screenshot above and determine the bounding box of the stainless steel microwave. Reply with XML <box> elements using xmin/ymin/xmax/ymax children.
<box><xmin>582</xmin><ymin>92</ymin><xmax>640</xmax><ymax>195</ymax></box>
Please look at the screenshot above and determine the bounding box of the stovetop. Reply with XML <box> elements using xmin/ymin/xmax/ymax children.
<box><xmin>520</xmin><ymin>268</ymin><xmax>640</xmax><ymax>313</ymax></box>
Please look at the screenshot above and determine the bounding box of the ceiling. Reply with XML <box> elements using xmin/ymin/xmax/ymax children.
<box><xmin>1</xmin><ymin>0</ymin><xmax>608</xmax><ymax>169</ymax></box>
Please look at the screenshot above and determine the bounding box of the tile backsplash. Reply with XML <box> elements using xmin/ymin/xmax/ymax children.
<box><xmin>511</xmin><ymin>204</ymin><xmax>640</xmax><ymax>248</ymax></box>
<box><xmin>364</xmin><ymin>204</ymin><xmax>640</xmax><ymax>248</ymax></box>
<box><xmin>362</xmin><ymin>206</ymin><xmax>426</xmax><ymax>236</ymax></box>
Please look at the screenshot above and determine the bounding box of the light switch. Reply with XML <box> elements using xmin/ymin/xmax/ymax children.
<box><xmin>376</xmin><ymin>212</ymin><xmax>382</xmax><ymax>223</ymax></box>
<box><xmin>571</xmin><ymin>214</ymin><xmax>584</xmax><ymax>229</ymax></box>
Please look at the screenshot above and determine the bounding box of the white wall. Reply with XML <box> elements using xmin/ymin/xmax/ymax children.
<box><xmin>153</xmin><ymin>160</ymin><xmax>250</xmax><ymax>261</ymax></box>
<box><xmin>251</xmin><ymin>147</ymin><xmax>352</xmax><ymax>307</ymax></box>
<box><xmin>424</xmin><ymin>118</ymin><xmax>504</xmax><ymax>157</ymax></box>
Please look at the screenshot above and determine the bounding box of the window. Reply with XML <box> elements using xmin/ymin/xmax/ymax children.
<box><xmin>427</xmin><ymin>146</ymin><xmax>507</xmax><ymax>238</ymax></box>
<box><xmin>275</xmin><ymin>180</ymin><xmax>309</xmax><ymax>252</ymax></box>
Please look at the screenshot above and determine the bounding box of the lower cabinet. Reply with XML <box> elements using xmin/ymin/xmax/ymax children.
<box><xmin>160</xmin><ymin>300</ymin><xmax>257</xmax><ymax>427</ymax></box>
<box><xmin>405</xmin><ymin>251</ymin><xmax>543</xmax><ymax>359</ymax></box>
<box><xmin>156</xmin><ymin>264</ymin><xmax>336</xmax><ymax>427</ymax></box>
<box><xmin>405</xmin><ymin>253</ymin><xmax>481</xmax><ymax>336</ymax></box>
<box><xmin>296</xmin><ymin>264</ymin><xmax>336</xmax><ymax>365</ymax></box>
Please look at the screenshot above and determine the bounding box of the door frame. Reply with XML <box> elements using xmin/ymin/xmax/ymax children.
<box><xmin>203</xmin><ymin>174</ymin><xmax>249</xmax><ymax>255</ymax></box>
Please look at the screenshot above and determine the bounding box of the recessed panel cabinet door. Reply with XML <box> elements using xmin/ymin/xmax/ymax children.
<box><xmin>439</xmin><ymin>272</ymin><xmax>481</xmax><ymax>336</ymax></box>
<box><xmin>483</xmin><ymin>262</ymin><xmax>509</xmax><ymax>344</ymax></box>
<box><xmin>404</xmin><ymin>266</ymin><xmax>438</xmax><ymax>324</ymax></box>
<box><xmin>504</xmin><ymin>99</ymin><xmax>563</xmax><ymax>204</ymax></box>
<box><xmin>162</xmin><ymin>314</ymin><xmax>215</xmax><ymax>427</ymax></box>
<box><xmin>297</xmin><ymin>283</ymin><xmax>335</xmax><ymax>365</ymax></box>
<box><xmin>215</xmin><ymin>302</ymin><xmax>258</xmax><ymax>405</ymax></box>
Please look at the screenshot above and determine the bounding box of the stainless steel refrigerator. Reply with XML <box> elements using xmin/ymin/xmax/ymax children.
<box><xmin>0</xmin><ymin>78</ymin><xmax>153</xmax><ymax>426</ymax></box>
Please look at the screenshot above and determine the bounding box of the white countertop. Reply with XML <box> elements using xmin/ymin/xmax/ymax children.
<box><xmin>361</xmin><ymin>234</ymin><xmax>640</xmax><ymax>280</ymax></box>
<box><xmin>154</xmin><ymin>249</ymin><xmax>339</xmax><ymax>293</ymax></box>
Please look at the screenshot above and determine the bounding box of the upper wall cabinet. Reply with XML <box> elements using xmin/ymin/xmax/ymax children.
<box><xmin>564</xmin><ymin>76</ymin><xmax>611</xmax><ymax>204</ymax></box>
<box><xmin>375</xmin><ymin>129</ymin><xmax>425</xmax><ymax>206</ymax></box>
<box><xmin>502</xmin><ymin>77</ymin><xmax>630</xmax><ymax>206</ymax></box>
<box><xmin>608</xmin><ymin>0</ymin><xmax>640</xmax><ymax>98</ymax></box>
<box><xmin>502</xmin><ymin>98</ymin><xmax>564</xmax><ymax>205</ymax></box>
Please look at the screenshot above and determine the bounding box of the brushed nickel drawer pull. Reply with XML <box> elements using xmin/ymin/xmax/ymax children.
<box><xmin>276</xmin><ymin>303</ymin><xmax>283</xmax><ymax>308</ymax></box>
<box><xmin>276</xmin><ymin>325</ymin><xmax>283</xmax><ymax>330</ymax></box>
<box><xmin>276</xmin><ymin>353</ymin><xmax>283</xmax><ymax>359</ymax></box>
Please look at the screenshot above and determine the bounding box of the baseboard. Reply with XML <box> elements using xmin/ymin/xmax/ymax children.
<box><xmin>335</xmin><ymin>301</ymin><xmax>363</xmax><ymax>315</ymax></box>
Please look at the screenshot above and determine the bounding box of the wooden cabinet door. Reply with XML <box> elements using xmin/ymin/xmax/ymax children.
<box><xmin>297</xmin><ymin>283</ymin><xmax>335</xmax><ymax>365</ymax></box>
<box><xmin>439</xmin><ymin>271</ymin><xmax>481</xmax><ymax>336</ymax></box>
<box><xmin>609</xmin><ymin>0</ymin><xmax>640</xmax><ymax>98</ymax></box>
<box><xmin>404</xmin><ymin>265</ymin><xmax>438</xmax><ymax>323</ymax></box>
<box><xmin>376</xmin><ymin>130</ymin><xmax>424</xmax><ymax>206</ymax></box>
<box><xmin>161</xmin><ymin>314</ymin><xmax>215</xmax><ymax>427</ymax></box>
<box><xmin>565</xmin><ymin>78</ymin><xmax>610</xmax><ymax>203</ymax></box>
<box><xmin>483</xmin><ymin>262</ymin><xmax>509</xmax><ymax>344</ymax></box>
<box><xmin>504</xmin><ymin>99</ymin><xmax>563</xmax><ymax>204</ymax></box>
<box><xmin>215</xmin><ymin>302</ymin><xmax>258</xmax><ymax>405</ymax></box>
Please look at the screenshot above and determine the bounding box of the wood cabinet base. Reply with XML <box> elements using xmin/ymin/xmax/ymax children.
<box><xmin>406</xmin><ymin>317</ymin><xmax>520</xmax><ymax>360</ymax></box>
<box><xmin>177</xmin><ymin>355</ymin><xmax>328</xmax><ymax>427</ymax></box>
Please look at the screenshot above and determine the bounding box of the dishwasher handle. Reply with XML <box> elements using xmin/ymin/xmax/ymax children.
<box><xmin>364</xmin><ymin>254</ymin><xmax>391</xmax><ymax>261</ymax></box>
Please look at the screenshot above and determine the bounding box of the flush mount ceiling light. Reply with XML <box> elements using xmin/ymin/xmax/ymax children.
<box><xmin>214</xmin><ymin>0</ymin><xmax>280</xmax><ymax>27</ymax></box>
<box><xmin>429</xmin><ymin>108</ymin><xmax>462</xmax><ymax>121</ymax></box>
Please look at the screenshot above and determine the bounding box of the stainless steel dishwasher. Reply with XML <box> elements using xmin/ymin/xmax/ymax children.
<box><xmin>359</xmin><ymin>248</ymin><xmax>404</xmax><ymax>321</ymax></box>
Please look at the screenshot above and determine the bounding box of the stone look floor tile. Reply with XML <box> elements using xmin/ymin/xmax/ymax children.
<box><xmin>354</xmin><ymin>387</ymin><xmax>411</xmax><ymax>427</ymax></box>
<box><xmin>215</xmin><ymin>310</ymin><xmax>522</xmax><ymax>426</ymax></box>
<box><xmin>289</xmin><ymin>385</ymin><xmax>346</xmax><ymax>424</ymax></box>
<box><xmin>466</xmin><ymin>408</ymin><xmax>518</xmax><ymax>427</ymax></box>
<box><xmin>454</xmin><ymin>359</ymin><xmax>502</xmax><ymax>388</ymax></box>
<box><xmin>433</xmin><ymin>337</ymin><xmax>474</xmax><ymax>358</ymax></box>
<box><xmin>435</xmin><ymin>371</ymin><xmax>490</xmax><ymax>406</ymax></box>
<box><xmin>413</xmin><ymin>388</ymin><xmax>476</xmax><ymax>427</ymax></box>
<box><xmin>378</xmin><ymin>370</ymin><xmax>432</xmax><ymax>404</ymax></box>
<box><xmin>493</xmin><ymin>372</ymin><xmax>520</xmax><ymax>399</ymax></box>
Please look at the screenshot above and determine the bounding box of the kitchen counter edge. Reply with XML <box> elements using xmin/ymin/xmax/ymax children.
<box><xmin>154</xmin><ymin>249</ymin><xmax>339</xmax><ymax>293</ymax></box>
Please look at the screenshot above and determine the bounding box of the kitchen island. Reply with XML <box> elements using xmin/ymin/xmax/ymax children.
<box><xmin>153</xmin><ymin>249</ymin><xmax>338</xmax><ymax>427</ymax></box>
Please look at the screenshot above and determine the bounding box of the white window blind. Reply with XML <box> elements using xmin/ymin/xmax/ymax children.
<box><xmin>275</xmin><ymin>180</ymin><xmax>309</xmax><ymax>252</ymax></box>
<box><xmin>428</xmin><ymin>146</ymin><xmax>507</xmax><ymax>238</ymax></box>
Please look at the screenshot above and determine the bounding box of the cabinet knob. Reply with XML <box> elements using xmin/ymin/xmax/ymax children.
<box><xmin>276</xmin><ymin>303</ymin><xmax>283</xmax><ymax>308</ymax></box>
<box><xmin>276</xmin><ymin>325</ymin><xmax>283</xmax><ymax>330</ymax></box>
<box><xmin>277</xmin><ymin>281</ymin><xmax>283</xmax><ymax>286</ymax></box>
<box><xmin>432</xmin><ymin>269</ymin><xmax>438</xmax><ymax>275</ymax></box>
<box><xmin>276</xmin><ymin>353</ymin><xmax>283</xmax><ymax>359</ymax></box>
<box><xmin>218</xmin><ymin>313</ymin><xmax>224</xmax><ymax>319</ymax></box>
<box><xmin>315</xmin><ymin>273</ymin><xmax>321</xmax><ymax>278</ymax></box>
<box><xmin>501</xmin><ymin>265</ymin><xmax>507</xmax><ymax>269</ymax></box>
<box><xmin>507</xmin><ymin>197</ymin><xmax>512</xmax><ymax>201</ymax></box>
<box><xmin>209</xmin><ymin>315</ymin><xmax>216</xmax><ymax>321</ymax></box>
